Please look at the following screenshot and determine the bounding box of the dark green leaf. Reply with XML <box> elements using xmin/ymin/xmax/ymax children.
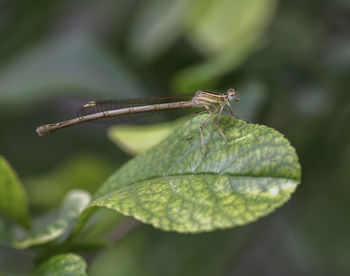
<box><xmin>90</xmin><ymin>115</ymin><xmax>301</xmax><ymax>232</ymax></box>
<box><xmin>0</xmin><ymin>155</ymin><xmax>29</xmax><ymax>228</ymax></box>
<box><xmin>35</xmin><ymin>253</ymin><xmax>87</xmax><ymax>276</ymax></box>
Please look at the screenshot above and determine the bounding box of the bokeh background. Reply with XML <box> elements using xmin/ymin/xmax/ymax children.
<box><xmin>0</xmin><ymin>0</ymin><xmax>349</xmax><ymax>275</ymax></box>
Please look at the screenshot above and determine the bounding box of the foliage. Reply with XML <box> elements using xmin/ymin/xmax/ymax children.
<box><xmin>92</xmin><ymin>116</ymin><xmax>300</xmax><ymax>232</ymax></box>
<box><xmin>34</xmin><ymin>253</ymin><xmax>87</xmax><ymax>276</ymax></box>
<box><xmin>13</xmin><ymin>190</ymin><xmax>90</xmax><ymax>249</ymax></box>
<box><xmin>0</xmin><ymin>0</ymin><xmax>349</xmax><ymax>274</ymax></box>
<box><xmin>0</xmin><ymin>156</ymin><xmax>29</xmax><ymax>228</ymax></box>
<box><xmin>0</xmin><ymin>116</ymin><xmax>300</xmax><ymax>272</ymax></box>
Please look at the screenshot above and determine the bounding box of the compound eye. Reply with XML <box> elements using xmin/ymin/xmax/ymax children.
<box><xmin>227</xmin><ymin>88</ymin><xmax>239</xmax><ymax>101</ymax></box>
<box><xmin>227</xmin><ymin>88</ymin><xmax>235</xmax><ymax>97</ymax></box>
<box><xmin>228</xmin><ymin>88</ymin><xmax>236</xmax><ymax>95</ymax></box>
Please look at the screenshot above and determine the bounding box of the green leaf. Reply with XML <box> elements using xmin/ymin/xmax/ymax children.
<box><xmin>108</xmin><ymin>119</ymin><xmax>185</xmax><ymax>155</ymax></box>
<box><xmin>35</xmin><ymin>253</ymin><xmax>87</xmax><ymax>276</ymax></box>
<box><xmin>0</xmin><ymin>156</ymin><xmax>29</xmax><ymax>228</ymax></box>
<box><xmin>13</xmin><ymin>190</ymin><xmax>90</xmax><ymax>249</ymax></box>
<box><xmin>90</xmin><ymin>115</ymin><xmax>301</xmax><ymax>233</ymax></box>
<box><xmin>186</xmin><ymin>0</ymin><xmax>277</xmax><ymax>56</ymax></box>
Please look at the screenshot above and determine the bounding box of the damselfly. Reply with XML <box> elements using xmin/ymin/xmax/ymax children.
<box><xmin>36</xmin><ymin>88</ymin><xmax>246</xmax><ymax>155</ymax></box>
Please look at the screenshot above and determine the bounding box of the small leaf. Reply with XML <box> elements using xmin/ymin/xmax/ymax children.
<box><xmin>35</xmin><ymin>253</ymin><xmax>87</xmax><ymax>276</ymax></box>
<box><xmin>91</xmin><ymin>115</ymin><xmax>301</xmax><ymax>233</ymax></box>
<box><xmin>13</xmin><ymin>190</ymin><xmax>90</xmax><ymax>249</ymax></box>
<box><xmin>0</xmin><ymin>156</ymin><xmax>29</xmax><ymax>228</ymax></box>
<box><xmin>108</xmin><ymin>119</ymin><xmax>185</xmax><ymax>155</ymax></box>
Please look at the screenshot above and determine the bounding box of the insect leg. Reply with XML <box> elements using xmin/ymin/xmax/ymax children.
<box><xmin>199</xmin><ymin>106</ymin><xmax>219</xmax><ymax>156</ymax></box>
<box><xmin>227</xmin><ymin>102</ymin><xmax>251</xmax><ymax>123</ymax></box>
<box><xmin>188</xmin><ymin>106</ymin><xmax>213</xmax><ymax>139</ymax></box>
<box><xmin>215</xmin><ymin>103</ymin><xmax>227</xmax><ymax>142</ymax></box>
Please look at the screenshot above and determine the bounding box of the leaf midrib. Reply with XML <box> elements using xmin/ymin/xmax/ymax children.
<box><xmin>94</xmin><ymin>173</ymin><xmax>298</xmax><ymax>201</ymax></box>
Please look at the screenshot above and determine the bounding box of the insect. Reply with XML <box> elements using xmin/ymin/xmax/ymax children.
<box><xmin>36</xmin><ymin>88</ymin><xmax>247</xmax><ymax>155</ymax></box>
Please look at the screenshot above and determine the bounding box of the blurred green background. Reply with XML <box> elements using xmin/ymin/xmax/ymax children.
<box><xmin>0</xmin><ymin>0</ymin><xmax>349</xmax><ymax>275</ymax></box>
